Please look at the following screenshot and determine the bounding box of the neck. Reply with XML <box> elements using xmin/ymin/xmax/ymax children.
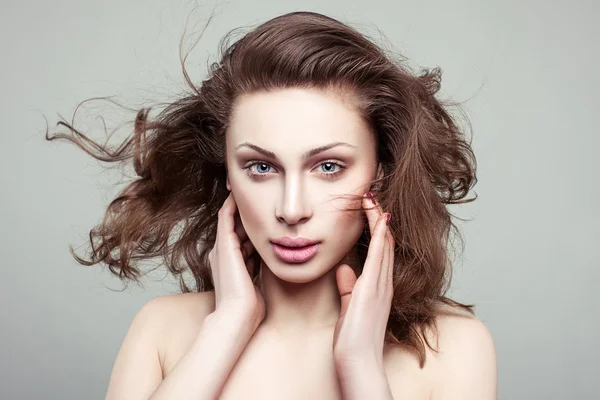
<box><xmin>255</xmin><ymin>247</ymin><xmax>361</xmax><ymax>338</ymax></box>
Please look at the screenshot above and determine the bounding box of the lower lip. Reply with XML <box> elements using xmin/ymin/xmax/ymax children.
<box><xmin>271</xmin><ymin>243</ymin><xmax>320</xmax><ymax>263</ymax></box>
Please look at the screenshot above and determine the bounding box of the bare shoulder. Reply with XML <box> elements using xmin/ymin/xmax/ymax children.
<box><xmin>431</xmin><ymin>302</ymin><xmax>496</xmax><ymax>361</ymax></box>
<box><xmin>383</xmin><ymin>303</ymin><xmax>497</xmax><ymax>400</ymax></box>
<box><xmin>143</xmin><ymin>291</ymin><xmax>217</xmax><ymax>323</ymax></box>
<box><xmin>429</xmin><ymin>303</ymin><xmax>498</xmax><ymax>399</ymax></box>
<box><xmin>105</xmin><ymin>291</ymin><xmax>216</xmax><ymax>399</ymax></box>
<box><xmin>140</xmin><ymin>292</ymin><xmax>217</xmax><ymax>363</ymax></box>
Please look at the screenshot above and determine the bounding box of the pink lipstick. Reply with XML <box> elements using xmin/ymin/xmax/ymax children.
<box><xmin>270</xmin><ymin>237</ymin><xmax>321</xmax><ymax>263</ymax></box>
<box><xmin>271</xmin><ymin>243</ymin><xmax>320</xmax><ymax>263</ymax></box>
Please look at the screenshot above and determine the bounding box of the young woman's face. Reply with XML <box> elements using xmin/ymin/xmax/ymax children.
<box><xmin>225</xmin><ymin>88</ymin><xmax>379</xmax><ymax>283</ymax></box>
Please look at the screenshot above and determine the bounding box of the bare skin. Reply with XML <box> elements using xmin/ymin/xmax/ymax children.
<box><xmin>104</xmin><ymin>88</ymin><xmax>497</xmax><ymax>399</ymax></box>
<box><xmin>107</xmin><ymin>290</ymin><xmax>481</xmax><ymax>399</ymax></box>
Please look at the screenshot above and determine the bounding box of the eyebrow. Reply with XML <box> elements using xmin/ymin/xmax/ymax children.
<box><xmin>234</xmin><ymin>141</ymin><xmax>357</xmax><ymax>162</ymax></box>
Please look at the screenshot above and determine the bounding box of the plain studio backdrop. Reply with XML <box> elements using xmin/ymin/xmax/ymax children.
<box><xmin>1</xmin><ymin>0</ymin><xmax>598</xmax><ymax>399</ymax></box>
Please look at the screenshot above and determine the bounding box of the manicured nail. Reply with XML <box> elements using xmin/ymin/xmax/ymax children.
<box><xmin>367</xmin><ymin>191</ymin><xmax>376</xmax><ymax>205</ymax></box>
<box><xmin>385</xmin><ymin>213</ymin><xmax>391</xmax><ymax>225</ymax></box>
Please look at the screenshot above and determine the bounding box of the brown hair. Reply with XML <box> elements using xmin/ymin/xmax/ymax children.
<box><xmin>46</xmin><ymin>11</ymin><xmax>478</xmax><ymax>367</ymax></box>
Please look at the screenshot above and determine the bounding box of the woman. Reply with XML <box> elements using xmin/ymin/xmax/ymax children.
<box><xmin>48</xmin><ymin>10</ymin><xmax>497</xmax><ymax>400</ymax></box>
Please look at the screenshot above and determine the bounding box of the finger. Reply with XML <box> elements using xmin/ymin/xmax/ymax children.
<box><xmin>217</xmin><ymin>192</ymin><xmax>239</xmax><ymax>244</ymax></box>
<box><xmin>387</xmin><ymin>237</ymin><xmax>395</xmax><ymax>286</ymax></box>
<box><xmin>379</xmin><ymin>214</ymin><xmax>392</xmax><ymax>289</ymax></box>
<box><xmin>366</xmin><ymin>193</ymin><xmax>395</xmax><ymax>283</ymax></box>
<box><xmin>364</xmin><ymin>192</ymin><xmax>394</xmax><ymax>248</ymax></box>
<box><xmin>387</xmin><ymin>214</ymin><xmax>395</xmax><ymax>285</ymax></box>
<box><xmin>336</xmin><ymin>264</ymin><xmax>357</xmax><ymax>317</ymax></box>
<box><xmin>362</xmin><ymin>213</ymin><xmax>388</xmax><ymax>285</ymax></box>
<box><xmin>362</xmin><ymin>192</ymin><xmax>381</xmax><ymax>237</ymax></box>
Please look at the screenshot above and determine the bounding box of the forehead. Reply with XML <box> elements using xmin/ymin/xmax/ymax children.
<box><xmin>226</xmin><ymin>88</ymin><xmax>374</xmax><ymax>151</ymax></box>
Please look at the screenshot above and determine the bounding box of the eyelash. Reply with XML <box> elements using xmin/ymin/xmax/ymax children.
<box><xmin>243</xmin><ymin>160</ymin><xmax>346</xmax><ymax>180</ymax></box>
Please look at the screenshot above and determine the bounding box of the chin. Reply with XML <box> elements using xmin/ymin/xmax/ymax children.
<box><xmin>260</xmin><ymin>250</ymin><xmax>341</xmax><ymax>284</ymax></box>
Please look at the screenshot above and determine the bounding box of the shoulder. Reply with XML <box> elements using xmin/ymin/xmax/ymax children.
<box><xmin>135</xmin><ymin>291</ymin><xmax>217</xmax><ymax>360</ymax></box>
<box><xmin>430</xmin><ymin>303</ymin><xmax>498</xmax><ymax>399</ymax></box>
<box><xmin>141</xmin><ymin>291</ymin><xmax>216</xmax><ymax>321</ymax></box>
<box><xmin>384</xmin><ymin>303</ymin><xmax>497</xmax><ymax>400</ymax></box>
<box><xmin>432</xmin><ymin>302</ymin><xmax>496</xmax><ymax>364</ymax></box>
<box><xmin>140</xmin><ymin>290</ymin><xmax>217</xmax><ymax>331</ymax></box>
<box><xmin>105</xmin><ymin>292</ymin><xmax>216</xmax><ymax>398</ymax></box>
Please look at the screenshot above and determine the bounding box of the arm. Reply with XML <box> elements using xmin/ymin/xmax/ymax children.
<box><xmin>148</xmin><ymin>310</ymin><xmax>255</xmax><ymax>400</ymax></box>
<box><xmin>103</xmin><ymin>297</ymin><xmax>167</xmax><ymax>400</ymax></box>
<box><xmin>104</xmin><ymin>296</ymin><xmax>256</xmax><ymax>400</ymax></box>
<box><xmin>337</xmin><ymin>317</ymin><xmax>497</xmax><ymax>400</ymax></box>
<box><xmin>336</xmin><ymin>356</ymin><xmax>394</xmax><ymax>400</ymax></box>
<box><xmin>106</xmin><ymin>192</ymin><xmax>264</xmax><ymax>399</ymax></box>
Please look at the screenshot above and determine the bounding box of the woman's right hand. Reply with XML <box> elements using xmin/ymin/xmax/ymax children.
<box><xmin>207</xmin><ymin>191</ymin><xmax>265</xmax><ymax>331</ymax></box>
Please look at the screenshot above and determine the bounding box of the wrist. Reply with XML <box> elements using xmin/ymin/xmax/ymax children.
<box><xmin>193</xmin><ymin>311</ymin><xmax>258</xmax><ymax>357</ymax></box>
<box><xmin>205</xmin><ymin>308</ymin><xmax>258</xmax><ymax>333</ymax></box>
<box><xmin>334</xmin><ymin>352</ymin><xmax>384</xmax><ymax>379</ymax></box>
<box><xmin>205</xmin><ymin>308</ymin><xmax>247</xmax><ymax>324</ymax></box>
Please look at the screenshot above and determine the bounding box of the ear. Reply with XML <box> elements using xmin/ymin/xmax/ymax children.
<box><xmin>226</xmin><ymin>175</ymin><xmax>231</xmax><ymax>191</ymax></box>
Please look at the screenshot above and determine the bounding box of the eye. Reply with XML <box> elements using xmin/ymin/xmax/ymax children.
<box><xmin>243</xmin><ymin>160</ymin><xmax>346</xmax><ymax>180</ymax></box>
<box><xmin>247</xmin><ymin>162</ymin><xmax>274</xmax><ymax>175</ymax></box>
<box><xmin>320</xmin><ymin>162</ymin><xmax>338</xmax><ymax>172</ymax></box>
<box><xmin>318</xmin><ymin>162</ymin><xmax>344</xmax><ymax>178</ymax></box>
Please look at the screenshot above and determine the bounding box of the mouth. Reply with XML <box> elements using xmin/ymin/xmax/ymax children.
<box><xmin>270</xmin><ymin>242</ymin><xmax>321</xmax><ymax>263</ymax></box>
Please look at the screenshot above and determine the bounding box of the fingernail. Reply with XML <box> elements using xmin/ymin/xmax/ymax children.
<box><xmin>367</xmin><ymin>191</ymin><xmax>376</xmax><ymax>205</ymax></box>
<box><xmin>385</xmin><ymin>213</ymin><xmax>391</xmax><ymax>225</ymax></box>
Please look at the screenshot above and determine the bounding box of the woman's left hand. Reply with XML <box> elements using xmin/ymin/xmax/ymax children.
<box><xmin>332</xmin><ymin>191</ymin><xmax>395</xmax><ymax>372</ymax></box>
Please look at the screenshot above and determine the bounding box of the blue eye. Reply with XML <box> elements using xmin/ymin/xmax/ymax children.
<box><xmin>244</xmin><ymin>160</ymin><xmax>345</xmax><ymax>180</ymax></box>
<box><xmin>320</xmin><ymin>162</ymin><xmax>339</xmax><ymax>174</ymax></box>
<box><xmin>249</xmin><ymin>163</ymin><xmax>273</xmax><ymax>175</ymax></box>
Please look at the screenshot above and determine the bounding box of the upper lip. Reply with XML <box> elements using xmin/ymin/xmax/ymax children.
<box><xmin>271</xmin><ymin>237</ymin><xmax>320</xmax><ymax>248</ymax></box>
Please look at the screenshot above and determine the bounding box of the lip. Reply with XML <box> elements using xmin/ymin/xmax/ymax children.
<box><xmin>271</xmin><ymin>243</ymin><xmax>320</xmax><ymax>263</ymax></box>
<box><xmin>271</xmin><ymin>237</ymin><xmax>320</xmax><ymax>247</ymax></box>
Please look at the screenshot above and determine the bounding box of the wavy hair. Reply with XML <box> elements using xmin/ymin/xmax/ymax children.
<box><xmin>46</xmin><ymin>11</ymin><xmax>478</xmax><ymax>367</ymax></box>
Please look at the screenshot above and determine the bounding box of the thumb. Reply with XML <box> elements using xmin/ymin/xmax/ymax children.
<box><xmin>336</xmin><ymin>264</ymin><xmax>357</xmax><ymax>317</ymax></box>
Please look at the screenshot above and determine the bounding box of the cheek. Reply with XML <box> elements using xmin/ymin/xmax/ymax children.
<box><xmin>230</xmin><ymin>187</ymin><xmax>268</xmax><ymax>238</ymax></box>
<box><xmin>327</xmin><ymin>196</ymin><xmax>367</xmax><ymax>245</ymax></box>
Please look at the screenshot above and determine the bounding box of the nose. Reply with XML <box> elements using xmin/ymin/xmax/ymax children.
<box><xmin>275</xmin><ymin>176</ymin><xmax>312</xmax><ymax>225</ymax></box>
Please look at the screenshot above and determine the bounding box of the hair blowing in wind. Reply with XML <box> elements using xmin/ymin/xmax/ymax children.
<box><xmin>45</xmin><ymin>11</ymin><xmax>478</xmax><ymax>368</ymax></box>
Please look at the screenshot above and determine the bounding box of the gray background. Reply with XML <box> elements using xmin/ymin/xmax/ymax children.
<box><xmin>2</xmin><ymin>0</ymin><xmax>598</xmax><ymax>399</ymax></box>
